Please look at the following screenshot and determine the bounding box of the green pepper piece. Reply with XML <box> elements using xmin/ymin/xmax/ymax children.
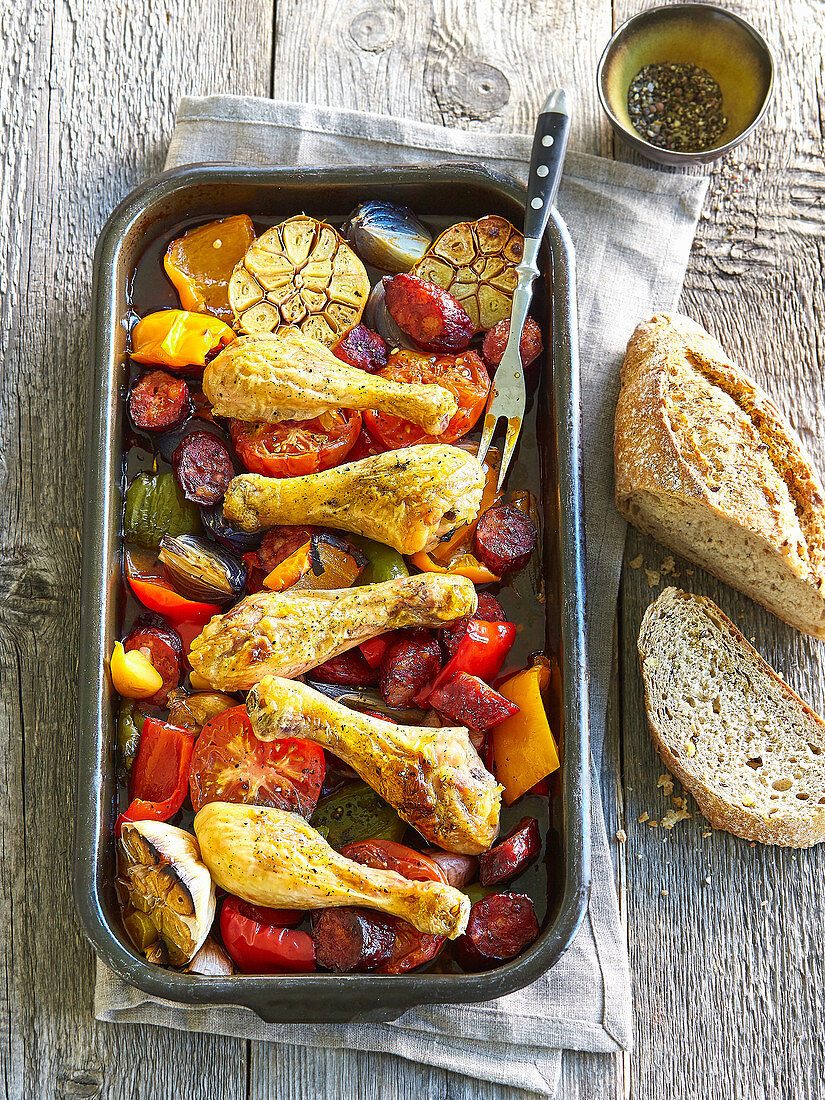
<box><xmin>117</xmin><ymin>699</ymin><xmax>145</xmax><ymax>781</ymax></box>
<box><xmin>311</xmin><ymin>781</ymin><xmax>406</xmax><ymax>850</ymax></box>
<box><xmin>124</xmin><ymin>472</ymin><xmax>202</xmax><ymax>549</ymax></box>
<box><xmin>350</xmin><ymin>536</ymin><xmax>409</xmax><ymax>585</ymax></box>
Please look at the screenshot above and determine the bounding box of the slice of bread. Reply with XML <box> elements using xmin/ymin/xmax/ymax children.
<box><xmin>639</xmin><ymin>587</ymin><xmax>825</xmax><ymax>847</ymax></box>
<box><xmin>615</xmin><ymin>312</ymin><xmax>825</xmax><ymax>639</ymax></box>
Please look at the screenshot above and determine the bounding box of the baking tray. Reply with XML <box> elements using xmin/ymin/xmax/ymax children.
<box><xmin>74</xmin><ymin>163</ymin><xmax>591</xmax><ymax>1022</ymax></box>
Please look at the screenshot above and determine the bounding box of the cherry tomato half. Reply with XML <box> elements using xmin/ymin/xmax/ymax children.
<box><xmin>231</xmin><ymin>408</ymin><xmax>361</xmax><ymax>478</ymax></box>
<box><xmin>219</xmin><ymin>896</ymin><xmax>315</xmax><ymax>974</ymax></box>
<box><xmin>363</xmin><ymin>349</ymin><xmax>489</xmax><ymax>448</ymax></box>
<box><xmin>342</xmin><ymin>839</ymin><xmax>448</xmax><ymax>974</ymax></box>
<box><xmin>189</xmin><ymin>705</ymin><xmax>325</xmax><ymax>816</ymax></box>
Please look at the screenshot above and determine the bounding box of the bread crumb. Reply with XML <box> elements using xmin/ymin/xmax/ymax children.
<box><xmin>629</xmin><ymin>554</ymin><xmax>644</xmax><ymax>569</ymax></box>
<box><xmin>704</xmin><ymin>874</ymin><xmax>712</xmax><ymax>885</ymax></box>
<box><xmin>648</xmin><ymin>819</ymin><xmax>659</xmax><ymax>828</ymax></box>
<box><xmin>638</xmin><ymin>812</ymin><xmax>650</xmax><ymax>823</ymax></box>
<box><xmin>645</xmin><ymin>568</ymin><xmax>661</xmax><ymax>587</ymax></box>
<box><xmin>702</xmin><ymin>830</ymin><xmax>712</xmax><ymax>837</ymax></box>
<box><xmin>615</xmin><ymin>829</ymin><xmax>627</xmax><ymax>843</ymax></box>
<box><xmin>661</xmin><ymin>889</ymin><xmax>669</xmax><ymax>896</ymax></box>
<box><xmin>660</xmin><ymin>555</ymin><xmax>676</xmax><ymax>575</ymax></box>
<box><xmin>750</xmin><ymin>841</ymin><xmax>757</xmax><ymax>847</ymax></box>
<box><xmin>672</xmin><ymin>796</ymin><xmax>687</xmax><ymax>809</ymax></box>
<box><xmin>657</xmin><ymin>772</ymin><xmax>675</xmax><ymax>797</ymax></box>
<box><xmin>686</xmin><ymin>567</ymin><xmax>694</xmax><ymax>575</ymax></box>
<box><xmin>661</xmin><ymin>807</ymin><xmax>691</xmax><ymax>829</ymax></box>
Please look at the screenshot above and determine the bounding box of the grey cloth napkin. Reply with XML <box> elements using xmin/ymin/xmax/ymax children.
<box><xmin>95</xmin><ymin>96</ymin><xmax>709</xmax><ymax>1096</ymax></box>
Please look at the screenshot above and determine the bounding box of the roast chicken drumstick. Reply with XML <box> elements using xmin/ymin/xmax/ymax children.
<box><xmin>194</xmin><ymin>802</ymin><xmax>471</xmax><ymax>938</ymax></box>
<box><xmin>203</xmin><ymin>329</ymin><xmax>457</xmax><ymax>434</ymax></box>
<box><xmin>188</xmin><ymin>574</ymin><xmax>477</xmax><ymax>691</ymax></box>
<box><xmin>223</xmin><ymin>443</ymin><xmax>486</xmax><ymax>555</ymax></box>
<box><xmin>247</xmin><ymin>677</ymin><xmax>502</xmax><ymax>854</ymax></box>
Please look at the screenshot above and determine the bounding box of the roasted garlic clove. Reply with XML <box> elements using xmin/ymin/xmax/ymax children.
<box><xmin>118</xmin><ymin>820</ymin><xmax>216</xmax><ymax>966</ymax></box>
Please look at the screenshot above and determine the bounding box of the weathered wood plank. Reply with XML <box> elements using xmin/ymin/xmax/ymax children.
<box><xmin>0</xmin><ymin>0</ymin><xmax>270</xmax><ymax>1095</ymax></box>
<box><xmin>614</xmin><ymin>0</ymin><xmax>825</xmax><ymax>1097</ymax></box>
<box><xmin>273</xmin><ymin>0</ymin><xmax>613</xmax><ymax>156</ymax></box>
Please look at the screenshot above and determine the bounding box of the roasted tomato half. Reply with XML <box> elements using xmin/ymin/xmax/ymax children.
<box><xmin>230</xmin><ymin>408</ymin><xmax>361</xmax><ymax>478</ymax></box>
<box><xmin>363</xmin><ymin>349</ymin><xmax>489</xmax><ymax>448</ymax></box>
<box><xmin>189</xmin><ymin>705</ymin><xmax>325</xmax><ymax>816</ymax></box>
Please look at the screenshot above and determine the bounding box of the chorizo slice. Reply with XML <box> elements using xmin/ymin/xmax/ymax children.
<box><xmin>481</xmin><ymin>317</ymin><xmax>543</xmax><ymax>372</ymax></box>
<box><xmin>384</xmin><ymin>273</ymin><xmax>473</xmax><ymax>353</ymax></box>
<box><xmin>172</xmin><ymin>430</ymin><xmax>234</xmax><ymax>506</ymax></box>
<box><xmin>474</xmin><ymin>504</ymin><xmax>537</xmax><ymax>576</ymax></box>
<box><xmin>129</xmin><ymin>370</ymin><xmax>190</xmax><ymax>431</ymax></box>
<box><xmin>379</xmin><ymin>631</ymin><xmax>442</xmax><ymax>707</ymax></box>
<box><xmin>454</xmin><ymin>892</ymin><xmax>539</xmax><ymax>971</ymax></box>
<box><xmin>428</xmin><ymin>672</ymin><xmax>519</xmax><ymax>730</ymax></box>
<box><xmin>312</xmin><ymin>649</ymin><xmax>379</xmax><ymax>687</ymax></box>
<box><xmin>331</xmin><ymin>324</ymin><xmax>388</xmax><ymax>373</ymax></box>
<box><xmin>478</xmin><ymin>817</ymin><xmax>541</xmax><ymax>886</ymax></box>
<box><xmin>313</xmin><ymin>907</ymin><xmax>396</xmax><ymax>972</ymax></box>
<box><xmin>123</xmin><ymin>614</ymin><xmax>183</xmax><ymax>707</ymax></box>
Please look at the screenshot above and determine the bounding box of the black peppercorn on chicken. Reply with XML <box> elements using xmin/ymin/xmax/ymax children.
<box><xmin>188</xmin><ymin>574</ymin><xmax>477</xmax><ymax>691</ymax></box>
<box><xmin>203</xmin><ymin>329</ymin><xmax>457</xmax><ymax>434</ymax></box>
<box><xmin>223</xmin><ymin>443</ymin><xmax>486</xmax><ymax>555</ymax></box>
<box><xmin>247</xmin><ymin>677</ymin><xmax>502</xmax><ymax>854</ymax></box>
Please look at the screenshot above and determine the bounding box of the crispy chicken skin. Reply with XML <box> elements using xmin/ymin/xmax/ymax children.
<box><xmin>223</xmin><ymin>443</ymin><xmax>486</xmax><ymax>554</ymax></box>
<box><xmin>193</xmin><ymin>802</ymin><xmax>470</xmax><ymax>938</ymax></box>
<box><xmin>188</xmin><ymin>574</ymin><xmax>477</xmax><ymax>691</ymax></box>
<box><xmin>248</xmin><ymin>678</ymin><xmax>502</xmax><ymax>854</ymax></box>
<box><xmin>203</xmin><ymin>329</ymin><xmax>458</xmax><ymax>434</ymax></box>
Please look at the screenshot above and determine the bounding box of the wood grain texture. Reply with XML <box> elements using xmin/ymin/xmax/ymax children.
<box><xmin>0</xmin><ymin>0</ymin><xmax>268</xmax><ymax>1095</ymax></box>
<box><xmin>613</xmin><ymin>0</ymin><xmax>825</xmax><ymax>1096</ymax></box>
<box><xmin>273</xmin><ymin>0</ymin><xmax>613</xmax><ymax>155</ymax></box>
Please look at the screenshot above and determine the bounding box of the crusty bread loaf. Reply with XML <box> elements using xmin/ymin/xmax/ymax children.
<box><xmin>639</xmin><ymin>587</ymin><xmax>825</xmax><ymax>847</ymax></box>
<box><xmin>615</xmin><ymin>313</ymin><xmax>825</xmax><ymax>638</ymax></box>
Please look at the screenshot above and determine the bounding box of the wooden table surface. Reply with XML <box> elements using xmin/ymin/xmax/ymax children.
<box><xmin>2</xmin><ymin>0</ymin><xmax>822</xmax><ymax>1096</ymax></box>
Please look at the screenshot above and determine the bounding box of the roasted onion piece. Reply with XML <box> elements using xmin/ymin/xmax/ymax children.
<box><xmin>159</xmin><ymin>534</ymin><xmax>248</xmax><ymax>606</ymax></box>
<box><xmin>362</xmin><ymin>278</ymin><xmax>417</xmax><ymax>351</ymax></box>
<box><xmin>344</xmin><ymin>201</ymin><xmax>433</xmax><ymax>274</ymax></box>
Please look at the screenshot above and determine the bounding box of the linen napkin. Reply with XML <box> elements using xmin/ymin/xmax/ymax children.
<box><xmin>95</xmin><ymin>96</ymin><xmax>709</xmax><ymax>1096</ymax></box>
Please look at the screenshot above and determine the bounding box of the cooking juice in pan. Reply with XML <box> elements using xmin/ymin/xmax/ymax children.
<box><xmin>114</xmin><ymin>207</ymin><xmax>562</xmax><ymax>976</ymax></box>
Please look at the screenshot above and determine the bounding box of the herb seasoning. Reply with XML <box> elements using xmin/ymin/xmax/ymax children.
<box><xmin>627</xmin><ymin>62</ymin><xmax>727</xmax><ymax>152</ymax></box>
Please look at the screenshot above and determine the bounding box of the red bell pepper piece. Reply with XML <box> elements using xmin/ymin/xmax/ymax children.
<box><xmin>428</xmin><ymin>671</ymin><xmax>519</xmax><ymax>731</ymax></box>
<box><xmin>115</xmin><ymin>717</ymin><xmax>194</xmax><ymax>835</ymax></box>
<box><xmin>127</xmin><ymin>572</ymin><xmax>221</xmax><ymax>622</ymax></box>
<box><xmin>360</xmin><ymin>636</ymin><xmax>391</xmax><ymax>670</ymax></box>
<box><xmin>415</xmin><ymin>619</ymin><xmax>516</xmax><ymax>706</ymax></box>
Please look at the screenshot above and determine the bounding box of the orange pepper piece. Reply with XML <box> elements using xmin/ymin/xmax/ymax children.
<box><xmin>490</xmin><ymin>662</ymin><xmax>560</xmax><ymax>805</ymax></box>
<box><xmin>164</xmin><ymin>215</ymin><xmax>255</xmax><ymax>323</ymax></box>
<box><xmin>130</xmin><ymin>310</ymin><xmax>235</xmax><ymax>371</ymax></box>
<box><xmin>263</xmin><ymin>542</ymin><xmax>313</xmax><ymax>592</ymax></box>
<box><xmin>410</xmin><ymin>550</ymin><xmax>500</xmax><ymax>585</ymax></box>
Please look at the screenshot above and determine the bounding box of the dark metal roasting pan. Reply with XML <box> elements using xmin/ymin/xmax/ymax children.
<box><xmin>74</xmin><ymin>164</ymin><xmax>590</xmax><ymax>1022</ymax></box>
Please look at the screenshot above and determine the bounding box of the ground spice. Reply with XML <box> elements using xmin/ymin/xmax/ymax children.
<box><xmin>627</xmin><ymin>62</ymin><xmax>727</xmax><ymax>152</ymax></box>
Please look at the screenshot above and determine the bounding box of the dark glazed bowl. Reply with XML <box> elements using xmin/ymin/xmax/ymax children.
<box><xmin>597</xmin><ymin>3</ymin><xmax>775</xmax><ymax>166</ymax></box>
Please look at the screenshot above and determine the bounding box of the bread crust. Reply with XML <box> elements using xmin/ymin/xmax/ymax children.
<box><xmin>639</xmin><ymin>588</ymin><xmax>825</xmax><ymax>848</ymax></box>
<box><xmin>615</xmin><ymin>313</ymin><xmax>825</xmax><ymax>637</ymax></box>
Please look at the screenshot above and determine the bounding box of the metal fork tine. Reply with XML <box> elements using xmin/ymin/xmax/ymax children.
<box><xmin>496</xmin><ymin>415</ymin><xmax>523</xmax><ymax>490</ymax></box>
<box><xmin>475</xmin><ymin>411</ymin><xmax>499</xmax><ymax>467</ymax></box>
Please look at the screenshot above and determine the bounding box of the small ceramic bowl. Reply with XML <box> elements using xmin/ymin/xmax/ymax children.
<box><xmin>597</xmin><ymin>3</ymin><xmax>774</xmax><ymax>166</ymax></box>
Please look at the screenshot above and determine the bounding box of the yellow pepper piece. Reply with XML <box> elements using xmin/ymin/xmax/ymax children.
<box><xmin>490</xmin><ymin>663</ymin><xmax>560</xmax><ymax>805</ymax></box>
<box><xmin>164</xmin><ymin>215</ymin><xmax>256</xmax><ymax>324</ymax></box>
<box><xmin>130</xmin><ymin>309</ymin><xmax>235</xmax><ymax>369</ymax></box>
<box><xmin>409</xmin><ymin>550</ymin><xmax>500</xmax><ymax>585</ymax></box>
<box><xmin>111</xmin><ymin>641</ymin><xmax>163</xmax><ymax>699</ymax></box>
